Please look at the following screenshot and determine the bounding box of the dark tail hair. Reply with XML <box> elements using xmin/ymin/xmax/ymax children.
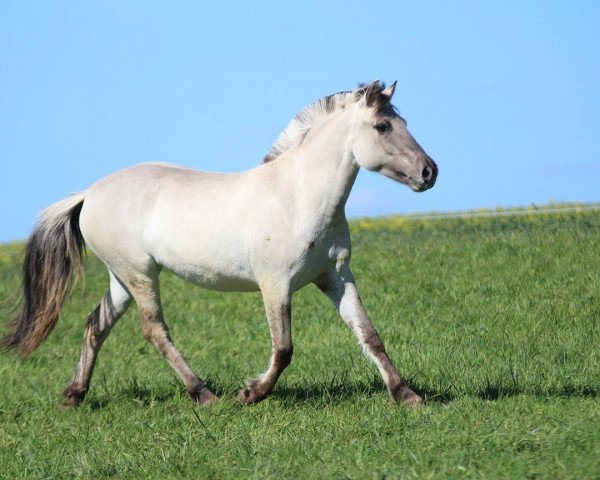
<box><xmin>1</xmin><ymin>193</ymin><xmax>86</xmax><ymax>357</ymax></box>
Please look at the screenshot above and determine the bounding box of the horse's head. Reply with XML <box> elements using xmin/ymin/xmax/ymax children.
<box><xmin>351</xmin><ymin>80</ymin><xmax>438</xmax><ymax>192</ymax></box>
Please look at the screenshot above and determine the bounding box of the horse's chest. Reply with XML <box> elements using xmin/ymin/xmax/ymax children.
<box><xmin>286</xmin><ymin>236</ymin><xmax>350</xmax><ymax>290</ymax></box>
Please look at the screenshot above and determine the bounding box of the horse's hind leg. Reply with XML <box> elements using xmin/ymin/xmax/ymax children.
<box><xmin>63</xmin><ymin>271</ymin><xmax>132</xmax><ymax>407</ymax></box>
<box><xmin>130</xmin><ymin>274</ymin><xmax>217</xmax><ymax>405</ymax></box>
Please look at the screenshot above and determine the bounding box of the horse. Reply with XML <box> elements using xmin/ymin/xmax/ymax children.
<box><xmin>1</xmin><ymin>80</ymin><xmax>437</xmax><ymax>408</ymax></box>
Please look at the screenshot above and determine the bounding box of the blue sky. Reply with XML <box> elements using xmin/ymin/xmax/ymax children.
<box><xmin>1</xmin><ymin>1</ymin><xmax>598</xmax><ymax>242</ymax></box>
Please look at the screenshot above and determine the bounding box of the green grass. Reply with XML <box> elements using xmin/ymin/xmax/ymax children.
<box><xmin>1</xmin><ymin>207</ymin><xmax>599</xmax><ymax>479</ymax></box>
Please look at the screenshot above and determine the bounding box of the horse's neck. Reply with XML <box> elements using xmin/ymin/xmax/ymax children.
<box><xmin>286</xmin><ymin>110</ymin><xmax>358</xmax><ymax>228</ymax></box>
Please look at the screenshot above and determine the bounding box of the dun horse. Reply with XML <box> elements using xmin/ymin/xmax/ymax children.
<box><xmin>2</xmin><ymin>81</ymin><xmax>437</xmax><ymax>407</ymax></box>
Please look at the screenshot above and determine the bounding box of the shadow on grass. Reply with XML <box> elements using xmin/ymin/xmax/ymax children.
<box><xmin>83</xmin><ymin>377</ymin><xmax>598</xmax><ymax>410</ymax></box>
<box><xmin>86</xmin><ymin>387</ymin><xmax>177</xmax><ymax>411</ymax></box>
<box><xmin>416</xmin><ymin>381</ymin><xmax>598</xmax><ymax>404</ymax></box>
<box><xmin>475</xmin><ymin>383</ymin><xmax>598</xmax><ymax>401</ymax></box>
<box><xmin>272</xmin><ymin>379</ymin><xmax>598</xmax><ymax>405</ymax></box>
<box><xmin>272</xmin><ymin>378</ymin><xmax>387</xmax><ymax>403</ymax></box>
<box><xmin>85</xmin><ymin>378</ymin><xmax>226</xmax><ymax>410</ymax></box>
<box><xmin>270</xmin><ymin>377</ymin><xmax>459</xmax><ymax>404</ymax></box>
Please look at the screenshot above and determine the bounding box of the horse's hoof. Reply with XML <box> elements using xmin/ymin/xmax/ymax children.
<box><xmin>60</xmin><ymin>385</ymin><xmax>86</xmax><ymax>410</ymax></box>
<box><xmin>236</xmin><ymin>379</ymin><xmax>264</xmax><ymax>405</ymax></box>
<box><xmin>188</xmin><ymin>386</ymin><xmax>218</xmax><ymax>405</ymax></box>
<box><xmin>403</xmin><ymin>393</ymin><xmax>424</xmax><ymax>408</ymax></box>
<box><xmin>236</xmin><ymin>388</ymin><xmax>252</xmax><ymax>404</ymax></box>
<box><xmin>391</xmin><ymin>385</ymin><xmax>423</xmax><ymax>408</ymax></box>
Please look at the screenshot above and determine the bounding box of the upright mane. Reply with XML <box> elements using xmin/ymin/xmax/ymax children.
<box><xmin>262</xmin><ymin>83</ymin><xmax>379</xmax><ymax>163</ymax></box>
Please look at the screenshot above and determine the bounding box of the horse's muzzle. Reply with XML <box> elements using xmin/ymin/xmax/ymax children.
<box><xmin>411</xmin><ymin>156</ymin><xmax>438</xmax><ymax>192</ymax></box>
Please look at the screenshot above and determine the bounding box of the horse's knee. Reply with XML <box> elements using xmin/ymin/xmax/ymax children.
<box><xmin>139</xmin><ymin>316</ymin><xmax>171</xmax><ymax>353</ymax></box>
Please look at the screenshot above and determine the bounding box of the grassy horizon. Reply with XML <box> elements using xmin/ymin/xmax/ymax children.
<box><xmin>1</xmin><ymin>206</ymin><xmax>599</xmax><ymax>479</ymax></box>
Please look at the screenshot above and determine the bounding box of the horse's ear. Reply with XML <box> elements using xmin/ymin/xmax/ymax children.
<box><xmin>365</xmin><ymin>80</ymin><xmax>382</xmax><ymax>108</ymax></box>
<box><xmin>365</xmin><ymin>80</ymin><xmax>395</xmax><ymax>110</ymax></box>
<box><xmin>381</xmin><ymin>81</ymin><xmax>397</xmax><ymax>101</ymax></box>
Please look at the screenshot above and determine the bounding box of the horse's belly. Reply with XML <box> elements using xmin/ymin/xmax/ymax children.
<box><xmin>156</xmin><ymin>247</ymin><xmax>260</xmax><ymax>292</ymax></box>
<box><xmin>162</xmin><ymin>259</ymin><xmax>259</xmax><ymax>292</ymax></box>
<box><xmin>174</xmin><ymin>268</ymin><xmax>259</xmax><ymax>292</ymax></box>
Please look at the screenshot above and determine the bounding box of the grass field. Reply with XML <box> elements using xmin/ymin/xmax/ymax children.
<box><xmin>1</xmin><ymin>206</ymin><xmax>599</xmax><ymax>479</ymax></box>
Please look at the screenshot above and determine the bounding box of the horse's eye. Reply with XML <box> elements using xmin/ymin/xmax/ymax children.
<box><xmin>374</xmin><ymin>122</ymin><xmax>390</xmax><ymax>134</ymax></box>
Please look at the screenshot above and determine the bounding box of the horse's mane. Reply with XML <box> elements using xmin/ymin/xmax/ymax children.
<box><xmin>262</xmin><ymin>82</ymin><xmax>385</xmax><ymax>163</ymax></box>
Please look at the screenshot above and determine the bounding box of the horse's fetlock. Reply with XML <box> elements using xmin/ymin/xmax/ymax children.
<box><xmin>276</xmin><ymin>346</ymin><xmax>293</xmax><ymax>367</ymax></box>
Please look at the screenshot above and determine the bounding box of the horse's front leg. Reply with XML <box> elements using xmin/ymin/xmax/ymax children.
<box><xmin>317</xmin><ymin>266</ymin><xmax>423</xmax><ymax>407</ymax></box>
<box><xmin>238</xmin><ymin>286</ymin><xmax>292</xmax><ymax>404</ymax></box>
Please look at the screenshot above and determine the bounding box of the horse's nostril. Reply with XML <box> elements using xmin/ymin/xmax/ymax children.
<box><xmin>422</xmin><ymin>166</ymin><xmax>432</xmax><ymax>181</ymax></box>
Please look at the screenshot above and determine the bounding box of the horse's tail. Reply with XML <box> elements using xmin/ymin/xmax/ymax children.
<box><xmin>1</xmin><ymin>192</ymin><xmax>86</xmax><ymax>358</ymax></box>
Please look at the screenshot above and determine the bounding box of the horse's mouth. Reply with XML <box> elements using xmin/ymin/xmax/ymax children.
<box><xmin>380</xmin><ymin>166</ymin><xmax>409</xmax><ymax>184</ymax></box>
<box><xmin>410</xmin><ymin>177</ymin><xmax>436</xmax><ymax>192</ymax></box>
<box><xmin>380</xmin><ymin>167</ymin><xmax>433</xmax><ymax>192</ymax></box>
<box><xmin>410</xmin><ymin>183</ymin><xmax>430</xmax><ymax>192</ymax></box>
